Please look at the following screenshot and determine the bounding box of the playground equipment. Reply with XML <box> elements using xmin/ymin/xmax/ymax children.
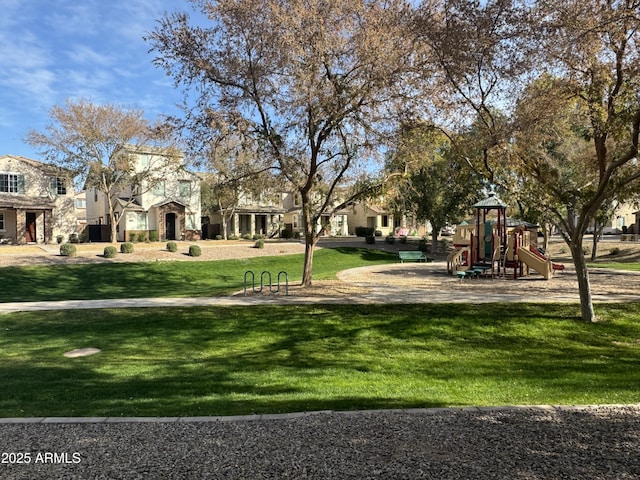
<box><xmin>447</xmin><ymin>192</ymin><xmax>564</xmax><ymax>280</ymax></box>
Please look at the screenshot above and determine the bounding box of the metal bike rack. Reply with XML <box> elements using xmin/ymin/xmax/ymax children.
<box><xmin>244</xmin><ymin>270</ymin><xmax>289</xmax><ymax>296</ymax></box>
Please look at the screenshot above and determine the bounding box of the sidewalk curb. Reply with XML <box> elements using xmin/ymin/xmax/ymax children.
<box><xmin>2</xmin><ymin>404</ymin><xmax>637</xmax><ymax>424</ymax></box>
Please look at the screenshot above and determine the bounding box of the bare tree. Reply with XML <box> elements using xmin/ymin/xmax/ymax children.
<box><xmin>26</xmin><ymin>99</ymin><xmax>178</xmax><ymax>243</ymax></box>
<box><xmin>147</xmin><ymin>0</ymin><xmax>414</xmax><ymax>286</ymax></box>
<box><xmin>197</xmin><ymin>114</ymin><xmax>278</xmax><ymax>240</ymax></box>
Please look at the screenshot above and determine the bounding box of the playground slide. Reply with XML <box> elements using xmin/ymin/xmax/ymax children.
<box><xmin>518</xmin><ymin>247</ymin><xmax>553</xmax><ymax>279</ymax></box>
<box><xmin>530</xmin><ymin>246</ymin><xmax>565</xmax><ymax>272</ymax></box>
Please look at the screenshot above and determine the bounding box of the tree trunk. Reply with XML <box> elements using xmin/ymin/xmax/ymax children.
<box><xmin>301</xmin><ymin>237</ymin><xmax>316</xmax><ymax>287</ymax></box>
<box><xmin>300</xmin><ymin>198</ymin><xmax>316</xmax><ymax>287</ymax></box>
<box><xmin>108</xmin><ymin>203</ymin><xmax>118</xmax><ymax>244</ymax></box>
<box><xmin>569</xmin><ymin>238</ymin><xmax>597</xmax><ymax>322</ymax></box>
<box><xmin>219</xmin><ymin>199</ymin><xmax>230</xmax><ymax>240</ymax></box>
<box><xmin>431</xmin><ymin>230</ymin><xmax>438</xmax><ymax>256</ymax></box>
<box><xmin>590</xmin><ymin>235</ymin><xmax>599</xmax><ymax>262</ymax></box>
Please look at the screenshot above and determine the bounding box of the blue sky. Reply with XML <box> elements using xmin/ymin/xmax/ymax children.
<box><xmin>0</xmin><ymin>0</ymin><xmax>202</xmax><ymax>159</ymax></box>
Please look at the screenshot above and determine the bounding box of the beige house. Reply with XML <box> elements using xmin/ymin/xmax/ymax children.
<box><xmin>208</xmin><ymin>190</ymin><xmax>286</xmax><ymax>239</ymax></box>
<box><xmin>282</xmin><ymin>192</ymin><xmax>350</xmax><ymax>237</ymax></box>
<box><xmin>0</xmin><ymin>155</ymin><xmax>76</xmax><ymax>244</ymax></box>
<box><xmin>86</xmin><ymin>147</ymin><xmax>201</xmax><ymax>242</ymax></box>
<box><xmin>207</xmin><ymin>189</ymin><xmax>350</xmax><ymax>238</ymax></box>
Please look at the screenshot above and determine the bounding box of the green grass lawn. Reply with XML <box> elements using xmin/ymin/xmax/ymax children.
<box><xmin>0</xmin><ymin>247</ymin><xmax>396</xmax><ymax>303</ymax></box>
<box><xmin>589</xmin><ymin>262</ymin><xmax>640</xmax><ymax>272</ymax></box>
<box><xmin>1</xmin><ymin>303</ymin><xmax>639</xmax><ymax>417</ymax></box>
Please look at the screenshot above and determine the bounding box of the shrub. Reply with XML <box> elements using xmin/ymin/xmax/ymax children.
<box><xmin>254</xmin><ymin>239</ymin><xmax>265</xmax><ymax>249</ymax></box>
<box><xmin>56</xmin><ymin>235</ymin><xmax>64</xmax><ymax>244</ymax></box>
<box><xmin>281</xmin><ymin>229</ymin><xmax>293</xmax><ymax>239</ymax></box>
<box><xmin>103</xmin><ymin>246</ymin><xmax>118</xmax><ymax>258</ymax></box>
<box><xmin>128</xmin><ymin>232</ymin><xmax>137</xmax><ymax>243</ymax></box>
<box><xmin>609</xmin><ymin>247</ymin><xmax>620</xmax><ymax>256</ymax></box>
<box><xmin>188</xmin><ymin>245</ymin><xmax>202</xmax><ymax>257</ymax></box>
<box><xmin>167</xmin><ymin>242</ymin><xmax>178</xmax><ymax>252</ymax></box>
<box><xmin>148</xmin><ymin>230</ymin><xmax>159</xmax><ymax>242</ymax></box>
<box><xmin>137</xmin><ymin>232</ymin><xmax>148</xmax><ymax>243</ymax></box>
<box><xmin>241</xmin><ymin>233</ymin><xmax>252</xmax><ymax>240</ymax></box>
<box><xmin>120</xmin><ymin>242</ymin><xmax>134</xmax><ymax>254</ymax></box>
<box><xmin>215</xmin><ymin>235</ymin><xmax>223</xmax><ymax>241</ymax></box>
<box><xmin>69</xmin><ymin>233</ymin><xmax>79</xmax><ymax>244</ymax></box>
<box><xmin>228</xmin><ymin>234</ymin><xmax>238</xmax><ymax>240</ymax></box>
<box><xmin>60</xmin><ymin>243</ymin><xmax>76</xmax><ymax>257</ymax></box>
<box><xmin>365</xmin><ymin>235</ymin><xmax>376</xmax><ymax>244</ymax></box>
<box><xmin>385</xmin><ymin>235</ymin><xmax>395</xmax><ymax>244</ymax></box>
<box><xmin>355</xmin><ymin>226</ymin><xmax>374</xmax><ymax>237</ymax></box>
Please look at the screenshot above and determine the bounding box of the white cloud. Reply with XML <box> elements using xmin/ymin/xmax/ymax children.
<box><xmin>66</xmin><ymin>45</ymin><xmax>114</xmax><ymax>67</ymax></box>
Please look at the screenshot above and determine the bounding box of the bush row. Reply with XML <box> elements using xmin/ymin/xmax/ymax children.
<box><xmin>58</xmin><ymin>242</ymin><xmax>206</xmax><ymax>259</ymax></box>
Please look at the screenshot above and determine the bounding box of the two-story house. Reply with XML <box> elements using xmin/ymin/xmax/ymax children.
<box><xmin>0</xmin><ymin>155</ymin><xmax>76</xmax><ymax>244</ymax></box>
<box><xmin>85</xmin><ymin>146</ymin><xmax>201</xmax><ymax>242</ymax></box>
<box><xmin>206</xmin><ymin>189</ymin><xmax>286</xmax><ymax>239</ymax></box>
<box><xmin>282</xmin><ymin>192</ymin><xmax>350</xmax><ymax>237</ymax></box>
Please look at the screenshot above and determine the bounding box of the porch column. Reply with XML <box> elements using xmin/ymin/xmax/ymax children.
<box><xmin>233</xmin><ymin>213</ymin><xmax>240</xmax><ymax>237</ymax></box>
<box><xmin>16</xmin><ymin>209</ymin><xmax>26</xmax><ymax>245</ymax></box>
<box><xmin>250</xmin><ymin>214</ymin><xmax>256</xmax><ymax>237</ymax></box>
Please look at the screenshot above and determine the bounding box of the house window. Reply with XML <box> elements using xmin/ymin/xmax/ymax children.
<box><xmin>0</xmin><ymin>173</ymin><xmax>24</xmax><ymax>194</ymax></box>
<box><xmin>152</xmin><ymin>181</ymin><xmax>166</xmax><ymax>196</ymax></box>
<box><xmin>186</xmin><ymin>214</ymin><xmax>196</xmax><ymax>230</ymax></box>
<box><xmin>75</xmin><ymin>198</ymin><xmax>86</xmax><ymax>209</ymax></box>
<box><xmin>0</xmin><ymin>212</ymin><xmax>4</xmax><ymax>230</ymax></box>
<box><xmin>50</xmin><ymin>177</ymin><xmax>67</xmax><ymax>195</ymax></box>
<box><xmin>136</xmin><ymin>213</ymin><xmax>148</xmax><ymax>230</ymax></box>
<box><xmin>138</xmin><ymin>154</ymin><xmax>151</xmax><ymax>168</ymax></box>
<box><xmin>382</xmin><ymin>215</ymin><xmax>389</xmax><ymax>228</ymax></box>
<box><xmin>179</xmin><ymin>181</ymin><xmax>191</xmax><ymax>198</ymax></box>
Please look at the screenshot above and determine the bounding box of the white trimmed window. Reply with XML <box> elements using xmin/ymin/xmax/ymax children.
<box><xmin>0</xmin><ymin>173</ymin><xmax>24</xmax><ymax>194</ymax></box>
<box><xmin>50</xmin><ymin>177</ymin><xmax>67</xmax><ymax>195</ymax></box>
<box><xmin>186</xmin><ymin>214</ymin><xmax>196</xmax><ymax>230</ymax></box>
<box><xmin>136</xmin><ymin>213</ymin><xmax>148</xmax><ymax>230</ymax></box>
<box><xmin>152</xmin><ymin>181</ymin><xmax>166</xmax><ymax>196</ymax></box>
<box><xmin>179</xmin><ymin>181</ymin><xmax>191</xmax><ymax>198</ymax></box>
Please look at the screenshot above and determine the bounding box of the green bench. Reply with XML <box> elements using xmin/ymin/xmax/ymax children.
<box><xmin>398</xmin><ymin>251</ymin><xmax>432</xmax><ymax>263</ymax></box>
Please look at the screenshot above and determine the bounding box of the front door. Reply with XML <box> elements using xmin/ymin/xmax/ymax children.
<box><xmin>26</xmin><ymin>212</ymin><xmax>37</xmax><ymax>243</ymax></box>
<box><xmin>166</xmin><ymin>213</ymin><xmax>176</xmax><ymax>240</ymax></box>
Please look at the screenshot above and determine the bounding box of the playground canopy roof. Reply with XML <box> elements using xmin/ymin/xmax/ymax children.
<box><xmin>473</xmin><ymin>192</ymin><xmax>507</xmax><ymax>209</ymax></box>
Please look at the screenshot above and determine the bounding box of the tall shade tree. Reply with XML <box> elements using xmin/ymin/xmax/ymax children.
<box><xmin>26</xmin><ymin>99</ymin><xmax>177</xmax><ymax>243</ymax></box>
<box><xmin>147</xmin><ymin>0</ymin><xmax>414</xmax><ymax>286</ymax></box>
<box><xmin>413</xmin><ymin>0</ymin><xmax>530</xmax><ymax>189</ymax></box>
<box><xmin>386</xmin><ymin>122</ymin><xmax>482</xmax><ymax>254</ymax></box>
<box><xmin>513</xmin><ymin>1</ymin><xmax>640</xmax><ymax>322</ymax></box>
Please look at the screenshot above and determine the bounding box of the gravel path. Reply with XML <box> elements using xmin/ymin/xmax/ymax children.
<box><xmin>1</xmin><ymin>406</ymin><xmax>639</xmax><ymax>479</ymax></box>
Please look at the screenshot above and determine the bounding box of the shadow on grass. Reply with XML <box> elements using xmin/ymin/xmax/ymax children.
<box><xmin>0</xmin><ymin>248</ymin><xmax>398</xmax><ymax>303</ymax></box>
<box><xmin>2</xmin><ymin>303</ymin><xmax>640</xmax><ymax>417</ymax></box>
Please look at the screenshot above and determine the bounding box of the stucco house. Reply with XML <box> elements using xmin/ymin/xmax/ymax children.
<box><xmin>206</xmin><ymin>189</ymin><xmax>286</xmax><ymax>239</ymax></box>
<box><xmin>282</xmin><ymin>192</ymin><xmax>350</xmax><ymax>237</ymax></box>
<box><xmin>85</xmin><ymin>146</ymin><xmax>201</xmax><ymax>242</ymax></box>
<box><xmin>0</xmin><ymin>155</ymin><xmax>76</xmax><ymax>245</ymax></box>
